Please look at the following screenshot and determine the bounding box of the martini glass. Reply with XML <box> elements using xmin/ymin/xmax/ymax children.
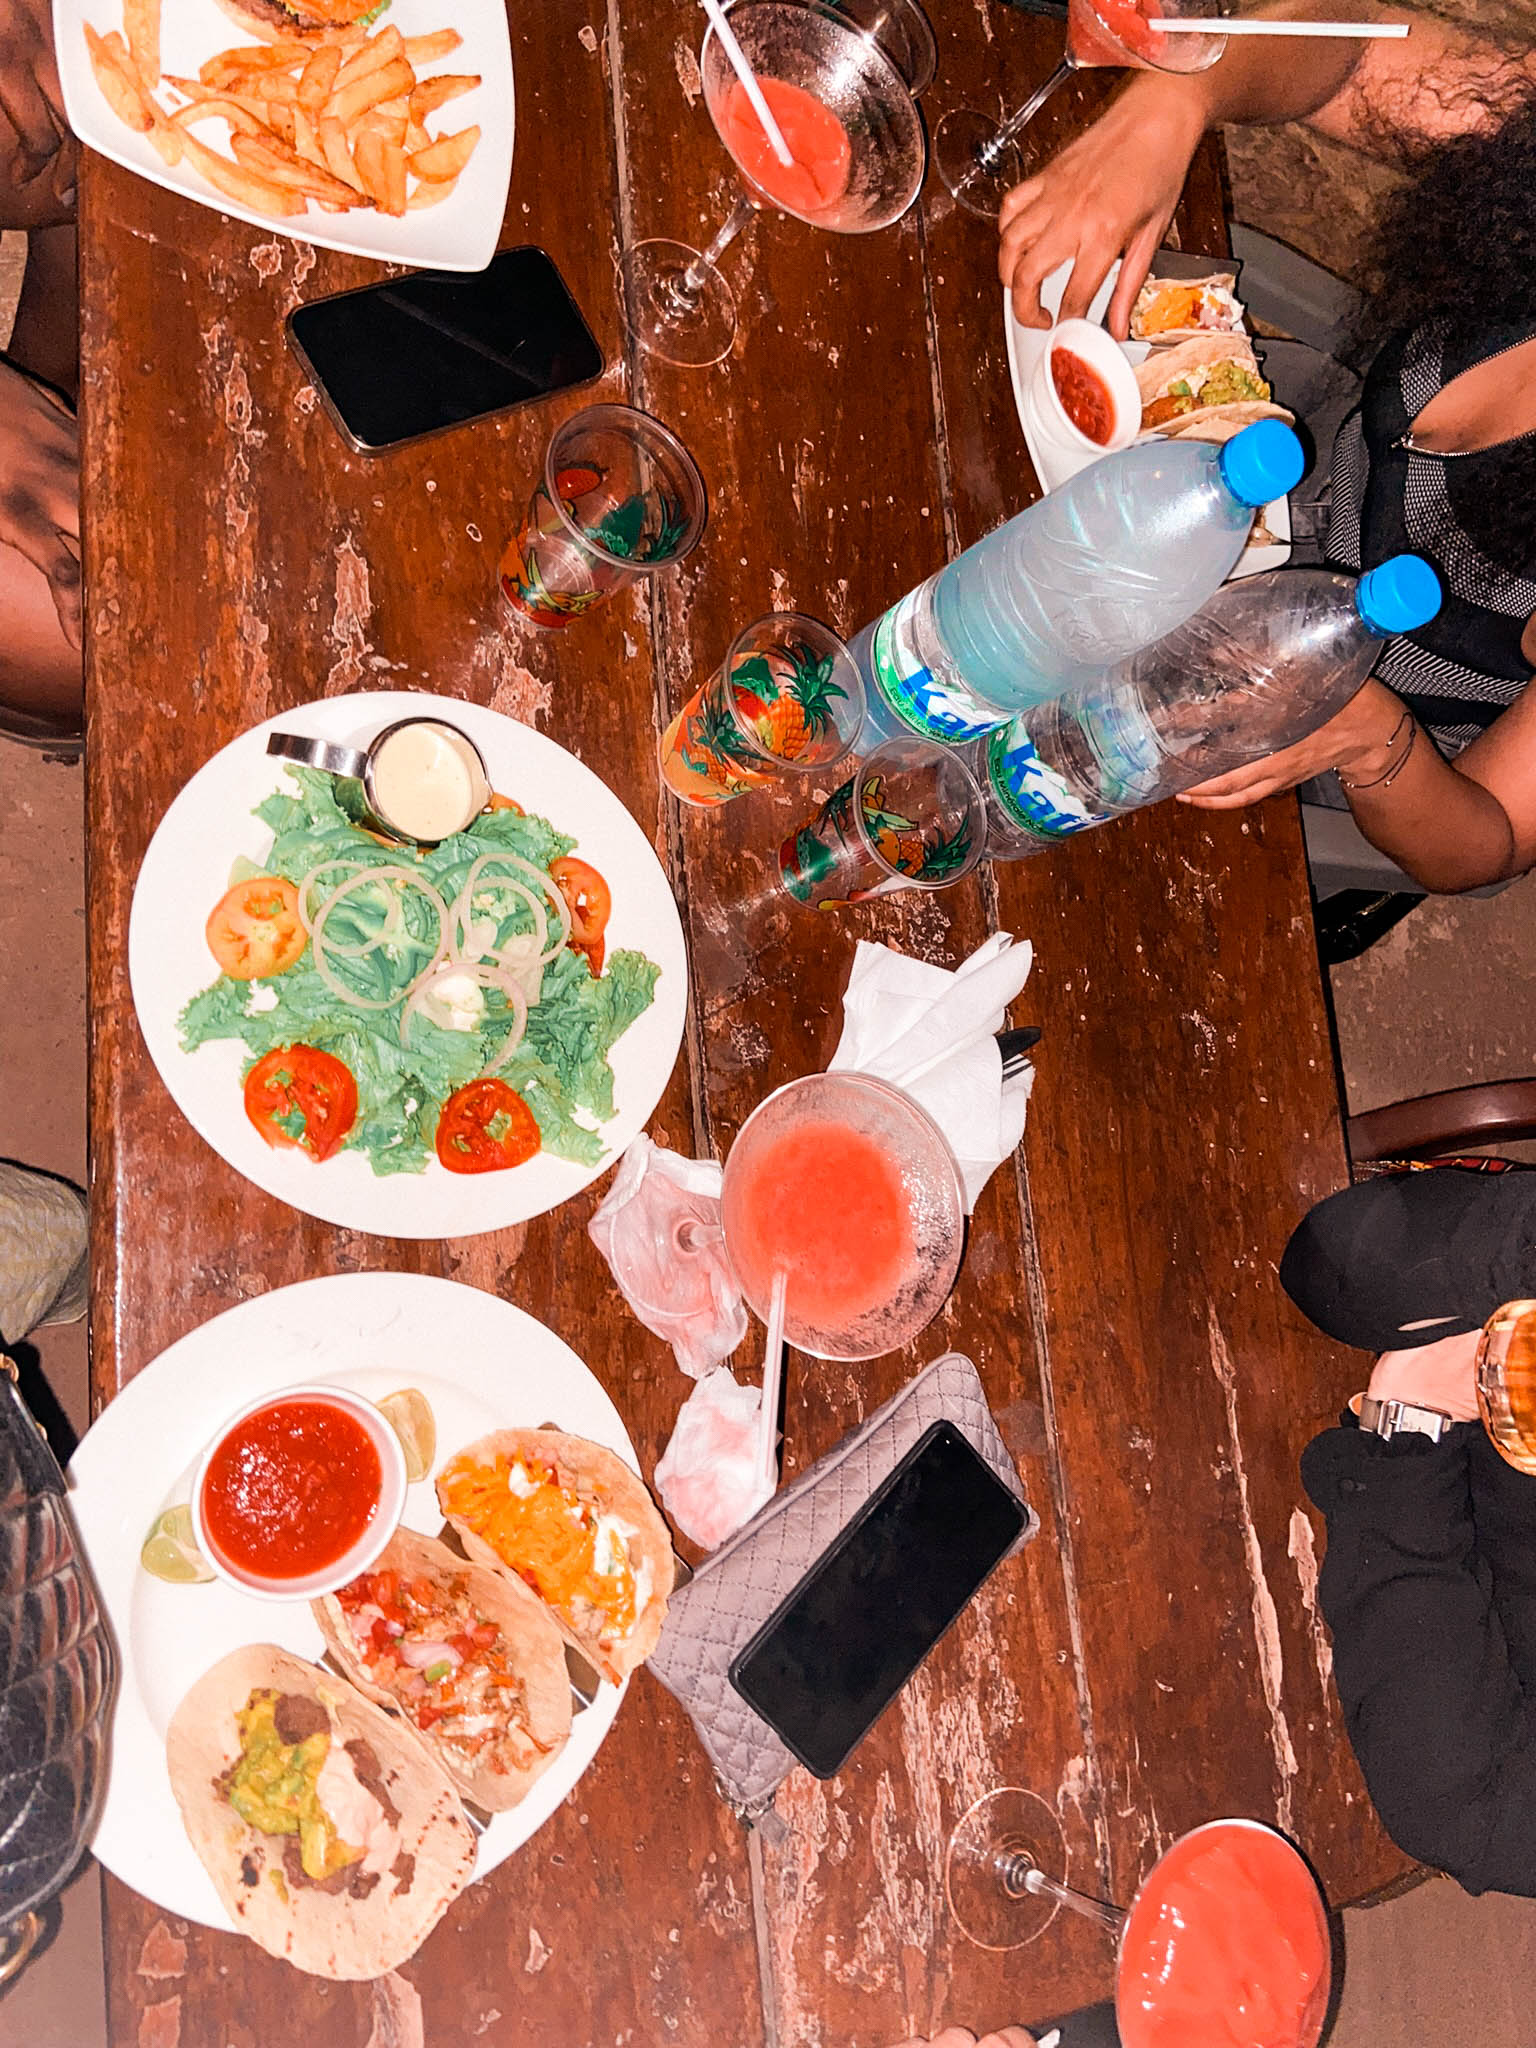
<box><xmin>622</xmin><ymin>0</ymin><xmax>930</xmax><ymax>368</ymax></box>
<box><xmin>946</xmin><ymin>1791</ymin><xmax>1332</xmax><ymax>2047</ymax></box>
<box><xmin>936</xmin><ymin>0</ymin><xmax>1228</xmax><ymax>223</ymax></box>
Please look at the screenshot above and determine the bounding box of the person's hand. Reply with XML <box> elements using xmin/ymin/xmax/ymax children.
<box><xmin>0</xmin><ymin>0</ymin><xmax>77</xmax><ymax>222</ymax></box>
<box><xmin>1177</xmin><ymin>680</ymin><xmax>1405</xmax><ymax>810</ymax></box>
<box><xmin>0</xmin><ymin>358</ymin><xmax>80</xmax><ymax>648</ymax></box>
<box><xmin>890</xmin><ymin>2031</ymin><xmax>1039</xmax><ymax>2048</ymax></box>
<box><xmin>1367</xmin><ymin>1330</ymin><xmax>1481</xmax><ymax>1422</ymax></box>
<box><xmin>998</xmin><ymin>75</ymin><xmax>1207</xmax><ymax>337</ymax></box>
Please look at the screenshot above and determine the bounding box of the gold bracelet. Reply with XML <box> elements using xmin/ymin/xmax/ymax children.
<box><xmin>1338</xmin><ymin>711</ymin><xmax>1418</xmax><ymax>792</ymax></box>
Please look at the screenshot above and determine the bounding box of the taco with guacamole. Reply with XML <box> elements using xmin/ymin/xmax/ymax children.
<box><xmin>437</xmin><ymin>1428</ymin><xmax>674</xmax><ymax>1687</ymax></box>
<box><xmin>166</xmin><ymin>1644</ymin><xmax>475</xmax><ymax>1980</ymax></box>
<box><xmin>313</xmin><ymin>1526</ymin><xmax>573</xmax><ymax>1814</ymax></box>
<box><xmin>1135</xmin><ymin>335</ymin><xmax>1294</xmax><ymax>444</ymax></box>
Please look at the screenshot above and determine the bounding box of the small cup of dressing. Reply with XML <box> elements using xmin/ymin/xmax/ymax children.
<box><xmin>267</xmin><ymin>717</ymin><xmax>492</xmax><ymax>846</ymax></box>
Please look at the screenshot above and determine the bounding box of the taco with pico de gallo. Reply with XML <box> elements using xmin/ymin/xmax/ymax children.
<box><xmin>167</xmin><ymin>1644</ymin><xmax>475</xmax><ymax>1980</ymax></box>
<box><xmin>313</xmin><ymin>1526</ymin><xmax>573</xmax><ymax>1814</ymax></box>
<box><xmin>437</xmin><ymin>1428</ymin><xmax>673</xmax><ymax>1687</ymax></box>
<box><xmin>1135</xmin><ymin>335</ymin><xmax>1294</xmax><ymax>444</ymax></box>
<box><xmin>1130</xmin><ymin>272</ymin><xmax>1245</xmax><ymax>344</ymax></box>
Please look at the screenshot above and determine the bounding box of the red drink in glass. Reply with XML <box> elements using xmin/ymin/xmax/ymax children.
<box><xmin>719</xmin><ymin>75</ymin><xmax>853</xmax><ymax>214</ymax></box>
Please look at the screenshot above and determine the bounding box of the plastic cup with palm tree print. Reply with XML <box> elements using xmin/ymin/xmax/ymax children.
<box><xmin>776</xmin><ymin>736</ymin><xmax>985</xmax><ymax>910</ymax></box>
<box><xmin>498</xmin><ymin>404</ymin><xmax>707</xmax><ymax>629</ymax></box>
<box><xmin>659</xmin><ymin>613</ymin><xmax>865</xmax><ymax>807</ymax></box>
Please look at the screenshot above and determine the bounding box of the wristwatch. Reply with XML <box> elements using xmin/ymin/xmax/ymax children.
<box><xmin>1349</xmin><ymin>1391</ymin><xmax>1455</xmax><ymax>1443</ymax></box>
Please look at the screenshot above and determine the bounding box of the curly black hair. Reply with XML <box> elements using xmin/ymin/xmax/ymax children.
<box><xmin>1354</xmin><ymin>82</ymin><xmax>1536</xmax><ymax>578</ymax></box>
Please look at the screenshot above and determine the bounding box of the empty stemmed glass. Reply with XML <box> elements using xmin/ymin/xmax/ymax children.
<box><xmin>936</xmin><ymin>0</ymin><xmax>1227</xmax><ymax>222</ymax></box>
<box><xmin>622</xmin><ymin>0</ymin><xmax>932</xmax><ymax>368</ymax></box>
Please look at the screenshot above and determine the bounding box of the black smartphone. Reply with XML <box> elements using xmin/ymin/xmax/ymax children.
<box><xmin>286</xmin><ymin>246</ymin><xmax>604</xmax><ymax>454</ymax></box>
<box><xmin>728</xmin><ymin>1422</ymin><xmax>1029</xmax><ymax>1779</ymax></box>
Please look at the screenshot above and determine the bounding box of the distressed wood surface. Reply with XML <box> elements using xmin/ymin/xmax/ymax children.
<box><xmin>81</xmin><ymin>1</ymin><xmax>1407</xmax><ymax>2043</ymax></box>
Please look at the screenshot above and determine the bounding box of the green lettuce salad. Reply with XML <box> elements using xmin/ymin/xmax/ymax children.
<box><xmin>179</xmin><ymin>766</ymin><xmax>660</xmax><ymax>1177</ymax></box>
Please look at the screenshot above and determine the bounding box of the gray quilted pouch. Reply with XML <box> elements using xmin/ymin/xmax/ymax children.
<box><xmin>646</xmin><ymin>1352</ymin><xmax>1036</xmax><ymax>1818</ymax></box>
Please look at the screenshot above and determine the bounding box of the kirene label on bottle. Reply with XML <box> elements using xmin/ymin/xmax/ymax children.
<box><xmin>869</xmin><ymin>586</ymin><xmax>1009</xmax><ymax>745</ymax></box>
<box><xmin>986</xmin><ymin>725</ymin><xmax>1108</xmax><ymax>838</ymax></box>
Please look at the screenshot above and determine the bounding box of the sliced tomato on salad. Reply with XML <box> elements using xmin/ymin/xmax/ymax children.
<box><xmin>549</xmin><ymin>856</ymin><xmax>611</xmax><ymax>977</ymax></box>
<box><xmin>243</xmin><ymin>1047</ymin><xmax>359</xmax><ymax>1163</ymax></box>
<box><xmin>206</xmin><ymin>876</ymin><xmax>306</xmax><ymax>980</ymax></box>
<box><xmin>486</xmin><ymin>794</ymin><xmax>525</xmax><ymax>815</ymax></box>
<box><xmin>435</xmin><ymin>1079</ymin><xmax>541</xmax><ymax>1175</ymax></box>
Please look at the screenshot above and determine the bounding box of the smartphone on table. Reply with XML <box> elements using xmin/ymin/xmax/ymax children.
<box><xmin>285</xmin><ymin>245</ymin><xmax>604</xmax><ymax>453</ymax></box>
<box><xmin>728</xmin><ymin>1421</ymin><xmax>1031</xmax><ymax>1779</ymax></box>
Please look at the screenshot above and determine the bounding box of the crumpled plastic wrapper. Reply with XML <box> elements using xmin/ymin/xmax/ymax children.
<box><xmin>588</xmin><ymin>1135</ymin><xmax>748</xmax><ymax>1379</ymax></box>
<box><xmin>654</xmin><ymin>1367</ymin><xmax>772</xmax><ymax>1551</ymax></box>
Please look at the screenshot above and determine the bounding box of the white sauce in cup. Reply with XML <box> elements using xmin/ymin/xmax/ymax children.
<box><xmin>368</xmin><ymin>721</ymin><xmax>490</xmax><ymax>842</ymax></box>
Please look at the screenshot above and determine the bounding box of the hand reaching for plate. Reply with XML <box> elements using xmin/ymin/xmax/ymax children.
<box><xmin>998</xmin><ymin>75</ymin><xmax>1206</xmax><ymax>338</ymax></box>
<box><xmin>0</xmin><ymin>357</ymin><xmax>80</xmax><ymax>648</ymax></box>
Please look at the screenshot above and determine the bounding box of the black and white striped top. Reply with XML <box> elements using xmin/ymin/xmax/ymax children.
<box><xmin>1326</xmin><ymin>319</ymin><xmax>1536</xmax><ymax>754</ymax></box>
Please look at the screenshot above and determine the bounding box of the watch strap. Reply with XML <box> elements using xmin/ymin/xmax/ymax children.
<box><xmin>1349</xmin><ymin>1391</ymin><xmax>1454</xmax><ymax>1443</ymax></box>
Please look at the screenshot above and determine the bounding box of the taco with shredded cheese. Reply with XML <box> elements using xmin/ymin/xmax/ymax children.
<box><xmin>1135</xmin><ymin>335</ymin><xmax>1294</xmax><ymax>444</ymax></box>
<box><xmin>166</xmin><ymin>1644</ymin><xmax>475</xmax><ymax>1981</ymax></box>
<box><xmin>313</xmin><ymin>1527</ymin><xmax>572</xmax><ymax>1814</ymax></box>
<box><xmin>1130</xmin><ymin>272</ymin><xmax>1245</xmax><ymax>344</ymax></box>
<box><xmin>437</xmin><ymin>1429</ymin><xmax>673</xmax><ymax>1686</ymax></box>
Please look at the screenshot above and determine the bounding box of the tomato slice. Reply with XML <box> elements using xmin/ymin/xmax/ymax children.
<box><xmin>207</xmin><ymin>876</ymin><xmax>306</xmax><ymax>981</ymax></box>
<box><xmin>435</xmin><ymin>1079</ymin><xmax>541</xmax><ymax>1175</ymax></box>
<box><xmin>243</xmin><ymin>1046</ymin><xmax>358</xmax><ymax>1163</ymax></box>
<box><xmin>486</xmin><ymin>794</ymin><xmax>525</xmax><ymax>815</ymax></box>
<box><xmin>549</xmin><ymin>856</ymin><xmax>611</xmax><ymax>977</ymax></box>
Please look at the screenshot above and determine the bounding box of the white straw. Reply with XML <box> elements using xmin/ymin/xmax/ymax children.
<box><xmin>1157</xmin><ymin>16</ymin><xmax>1410</xmax><ymax>33</ymax></box>
<box><xmin>757</xmin><ymin>1269</ymin><xmax>789</xmax><ymax>1488</ymax></box>
<box><xmin>700</xmin><ymin>0</ymin><xmax>796</xmax><ymax>166</ymax></box>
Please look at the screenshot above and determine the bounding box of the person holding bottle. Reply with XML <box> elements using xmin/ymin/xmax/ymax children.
<box><xmin>1284</xmin><ymin>1167</ymin><xmax>1536</xmax><ymax>1894</ymax></box>
<box><xmin>997</xmin><ymin>1</ymin><xmax>1536</xmax><ymax>894</ymax></box>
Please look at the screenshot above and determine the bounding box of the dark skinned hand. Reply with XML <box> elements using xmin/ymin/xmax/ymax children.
<box><xmin>0</xmin><ymin>358</ymin><xmax>80</xmax><ymax>647</ymax></box>
<box><xmin>0</xmin><ymin>0</ymin><xmax>78</xmax><ymax>225</ymax></box>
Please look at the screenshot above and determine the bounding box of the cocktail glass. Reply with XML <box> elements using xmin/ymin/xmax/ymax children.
<box><xmin>935</xmin><ymin>0</ymin><xmax>1228</xmax><ymax>223</ymax></box>
<box><xmin>720</xmin><ymin>1070</ymin><xmax>966</xmax><ymax>1361</ymax></box>
<box><xmin>659</xmin><ymin>612</ymin><xmax>865</xmax><ymax>807</ymax></box>
<box><xmin>1475</xmin><ymin>1298</ymin><xmax>1536</xmax><ymax>1474</ymax></box>
<box><xmin>946</xmin><ymin>1792</ymin><xmax>1332</xmax><ymax>2046</ymax></box>
<box><xmin>621</xmin><ymin>0</ymin><xmax>930</xmax><ymax>369</ymax></box>
<box><xmin>498</xmin><ymin>404</ymin><xmax>706</xmax><ymax>629</ymax></box>
<box><xmin>772</xmin><ymin>736</ymin><xmax>986</xmax><ymax>912</ymax></box>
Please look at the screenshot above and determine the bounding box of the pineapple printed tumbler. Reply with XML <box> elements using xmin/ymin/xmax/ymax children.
<box><xmin>660</xmin><ymin>613</ymin><xmax>865</xmax><ymax>806</ymax></box>
<box><xmin>777</xmin><ymin>737</ymin><xmax>986</xmax><ymax>911</ymax></box>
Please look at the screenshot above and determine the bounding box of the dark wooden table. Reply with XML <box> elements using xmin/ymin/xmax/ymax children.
<box><xmin>81</xmin><ymin>3</ymin><xmax>1411</xmax><ymax>2042</ymax></box>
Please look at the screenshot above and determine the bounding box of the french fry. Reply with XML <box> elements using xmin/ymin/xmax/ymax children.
<box><xmin>267</xmin><ymin>100</ymin><xmax>297</xmax><ymax>145</ymax></box>
<box><xmin>403</xmin><ymin>30</ymin><xmax>462</xmax><ymax>64</ymax></box>
<box><xmin>236</xmin><ymin>71</ymin><xmax>302</xmax><ymax>106</ymax></box>
<box><xmin>317</xmin><ymin>115</ymin><xmax>365</xmax><ymax>192</ymax></box>
<box><xmin>333</xmin><ymin>24</ymin><xmax>404</xmax><ymax>90</ymax></box>
<box><xmin>408</xmin><ymin>74</ymin><xmax>479</xmax><ymax>122</ymax></box>
<box><xmin>407</xmin><ymin>174</ymin><xmax>459</xmax><ymax>210</ymax></box>
<box><xmin>84</xmin><ymin>25</ymin><xmax>154</xmax><ymax>133</ymax></box>
<box><xmin>230</xmin><ymin>131</ymin><xmax>360</xmax><ymax>205</ymax></box>
<box><xmin>405</xmin><ymin>118</ymin><xmax>432</xmax><ymax>153</ymax></box>
<box><xmin>378</xmin><ymin>138</ymin><xmax>407</xmax><ymax>217</ymax></box>
<box><xmin>199</xmin><ymin>45</ymin><xmax>302</xmax><ymax>86</ymax></box>
<box><xmin>168</xmin><ymin>93</ymin><xmax>270</xmax><ymax>137</ymax></box>
<box><xmin>124</xmin><ymin>0</ymin><xmax>161</xmax><ymax>89</ymax></box>
<box><xmin>297</xmin><ymin>44</ymin><xmax>342</xmax><ymax>111</ymax></box>
<box><xmin>327</xmin><ymin>58</ymin><xmax>414</xmax><ymax>127</ymax></box>
<box><xmin>146</xmin><ymin>117</ymin><xmax>184</xmax><ymax>167</ymax></box>
<box><xmin>408</xmin><ymin>125</ymin><xmax>479</xmax><ymax>183</ymax></box>
<box><xmin>177</xmin><ymin>128</ymin><xmax>308</xmax><ymax>216</ymax></box>
<box><xmin>351</xmin><ymin>127</ymin><xmax>391</xmax><ymax>210</ymax></box>
<box><xmin>358</xmin><ymin>105</ymin><xmax>408</xmax><ymax>147</ymax></box>
<box><xmin>292</xmin><ymin>103</ymin><xmax>323</xmax><ymax>165</ymax></box>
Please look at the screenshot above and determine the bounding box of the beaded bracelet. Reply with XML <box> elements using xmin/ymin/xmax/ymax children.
<box><xmin>1338</xmin><ymin>710</ymin><xmax>1418</xmax><ymax>792</ymax></box>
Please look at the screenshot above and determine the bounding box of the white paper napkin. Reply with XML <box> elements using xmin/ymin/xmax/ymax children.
<box><xmin>828</xmin><ymin>932</ymin><xmax>1035</xmax><ymax>1211</ymax></box>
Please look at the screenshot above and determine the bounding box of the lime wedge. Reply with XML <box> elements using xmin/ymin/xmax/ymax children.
<box><xmin>380</xmin><ymin>1388</ymin><xmax>436</xmax><ymax>1484</ymax></box>
<box><xmin>141</xmin><ymin>1504</ymin><xmax>215</xmax><ymax>1585</ymax></box>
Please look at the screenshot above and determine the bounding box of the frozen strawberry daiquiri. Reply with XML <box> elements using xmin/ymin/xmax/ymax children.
<box><xmin>721</xmin><ymin>1072</ymin><xmax>965</xmax><ymax>1362</ymax></box>
<box><xmin>719</xmin><ymin>75</ymin><xmax>853</xmax><ymax>216</ymax></box>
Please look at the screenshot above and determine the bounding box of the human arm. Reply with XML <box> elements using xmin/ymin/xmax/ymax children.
<box><xmin>1301</xmin><ymin>1338</ymin><xmax>1536</xmax><ymax>1895</ymax></box>
<box><xmin>999</xmin><ymin>2</ymin><xmax>1535</xmax><ymax>333</ymax></box>
<box><xmin>0</xmin><ymin>0</ymin><xmax>78</xmax><ymax>226</ymax></box>
<box><xmin>890</xmin><ymin>2031</ymin><xmax>1038</xmax><ymax>2048</ymax></box>
<box><xmin>1177</xmin><ymin>673</ymin><xmax>1536</xmax><ymax>893</ymax></box>
<box><xmin>0</xmin><ymin>359</ymin><xmax>79</xmax><ymax>649</ymax></box>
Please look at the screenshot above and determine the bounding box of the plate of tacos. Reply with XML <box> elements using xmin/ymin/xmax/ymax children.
<box><xmin>1003</xmin><ymin>258</ymin><xmax>1293</xmax><ymax>576</ymax></box>
<box><xmin>69</xmin><ymin>1271</ymin><xmax>674</xmax><ymax>1967</ymax></box>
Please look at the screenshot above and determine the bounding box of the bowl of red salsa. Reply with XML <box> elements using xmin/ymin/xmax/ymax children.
<box><xmin>1022</xmin><ymin>316</ymin><xmax>1141</xmax><ymax>490</ymax></box>
<box><xmin>191</xmin><ymin>1385</ymin><xmax>408</xmax><ymax>1600</ymax></box>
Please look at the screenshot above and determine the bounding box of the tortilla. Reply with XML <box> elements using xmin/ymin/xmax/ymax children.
<box><xmin>1134</xmin><ymin>334</ymin><xmax>1293</xmax><ymax>445</ymax></box>
<box><xmin>313</xmin><ymin>1526</ymin><xmax>573</xmax><ymax>1813</ymax></box>
<box><xmin>167</xmin><ymin>1643</ymin><xmax>475</xmax><ymax>1980</ymax></box>
<box><xmin>437</xmin><ymin>1428</ymin><xmax>674</xmax><ymax>1686</ymax></box>
<box><xmin>1130</xmin><ymin>272</ymin><xmax>1244</xmax><ymax>344</ymax></box>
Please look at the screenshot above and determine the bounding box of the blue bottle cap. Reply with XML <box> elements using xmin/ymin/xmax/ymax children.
<box><xmin>1357</xmin><ymin>554</ymin><xmax>1442</xmax><ymax>635</ymax></box>
<box><xmin>1216</xmin><ymin>419</ymin><xmax>1305</xmax><ymax>507</ymax></box>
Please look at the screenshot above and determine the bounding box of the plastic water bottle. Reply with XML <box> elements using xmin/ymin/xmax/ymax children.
<box><xmin>850</xmin><ymin>419</ymin><xmax>1305</xmax><ymax>748</ymax></box>
<box><xmin>978</xmin><ymin>555</ymin><xmax>1442</xmax><ymax>856</ymax></box>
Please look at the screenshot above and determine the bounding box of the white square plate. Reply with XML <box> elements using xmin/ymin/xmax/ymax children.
<box><xmin>1003</xmin><ymin>260</ymin><xmax>1292</xmax><ymax>578</ymax></box>
<box><xmin>56</xmin><ymin>0</ymin><xmax>513</xmax><ymax>270</ymax></box>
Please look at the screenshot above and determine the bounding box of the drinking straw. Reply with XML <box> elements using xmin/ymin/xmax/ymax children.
<box><xmin>1157</xmin><ymin>16</ymin><xmax>1410</xmax><ymax>32</ymax></box>
<box><xmin>699</xmin><ymin>0</ymin><xmax>796</xmax><ymax>166</ymax></box>
<box><xmin>757</xmin><ymin>1269</ymin><xmax>789</xmax><ymax>1489</ymax></box>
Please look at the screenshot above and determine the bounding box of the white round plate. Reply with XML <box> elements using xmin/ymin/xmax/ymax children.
<box><xmin>70</xmin><ymin>1272</ymin><xmax>640</xmax><ymax>1931</ymax></box>
<box><xmin>129</xmin><ymin>690</ymin><xmax>688</xmax><ymax>1239</ymax></box>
